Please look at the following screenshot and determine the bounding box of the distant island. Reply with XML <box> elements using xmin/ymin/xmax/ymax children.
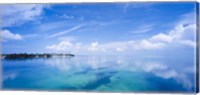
<box><xmin>1</xmin><ymin>53</ymin><xmax>75</xmax><ymax>60</ymax></box>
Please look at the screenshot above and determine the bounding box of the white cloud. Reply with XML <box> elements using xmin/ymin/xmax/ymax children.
<box><xmin>123</xmin><ymin>3</ymin><xmax>154</xmax><ymax>13</ymax></box>
<box><xmin>88</xmin><ymin>20</ymin><xmax>196</xmax><ymax>51</ymax></box>
<box><xmin>166</xmin><ymin>24</ymin><xmax>196</xmax><ymax>47</ymax></box>
<box><xmin>48</xmin><ymin>24</ymin><xmax>83</xmax><ymax>38</ymax></box>
<box><xmin>1</xmin><ymin>4</ymin><xmax>48</xmax><ymax>27</ymax></box>
<box><xmin>136</xmin><ymin>40</ymin><xmax>165</xmax><ymax>50</ymax></box>
<box><xmin>39</xmin><ymin>21</ymin><xmax>69</xmax><ymax>32</ymax></box>
<box><xmin>169</xmin><ymin>24</ymin><xmax>185</xmax><ymax>39</ymax></box>
<box><xmin>46</xmin><ymin>40</ymin><xmax>83</xmax><ymax>54</ymax></box>
<box><xmin>179</xmin><ymin>12</ymin><xmax>196</xmax><ymax>25</ymax></box>
<box><xmin>179</xmin><ymin>40</ymin><xmax>196</xmax><ymax>47</ymax></box>
<box><xmin>88</xmin><ymin>42</ymin><xmax>99</xmax><ymax>51</ymax></box>
<box><xmin>131</xmin><ymin>12</ymin><xmax>196</xmax><ymax>50</ymax></box>
<box><xmin>46</xmin><ymin>20</ymin><xmax>196</xmax><ymax>54</ymax></box>
<box><xmin>61</xmin><ymin>14</ymin><xmax>75</xmax><ymax>19</ymax></box>
<box><xmin>130</xmin><ymin>24</ymin><xmax>154</xmax><ymax>34</ymax></box>
<box><xmin>87</xmin><ymin>41</ymin><xmax>107</xmax><ymax>52</ymax></box>
<box><xmin>59</xmin><ymin>14</ymin><xmax>85</xmax><ymax>21</ymax></box>
<box><xmin>1</xmin><ymin>30</ymin><xmax>23</xmax><ymax>41</ymax></box>
<box><xmin>46</xmin><ymin>12</ymin><xmax>196</xmax><ymax>54</ymax></box>
<box><xmin>101</xmin><ymin>41</ymin><xmax>129</xmax><ymax>51</ymax></box>
<box><xmin>116</xmin><ymin>48</ymin><xmax>124</xmax><ymax>52</ymax></box>
<box><xmin>131</xmin><ymin>21</ymin><xmax>196</xmax><ymax>50</ymax></box>
<box><xmin>46</xmin><ymin>40</ymin><xmax>73</xmax><ymax>51</ymax></box>
<box><xmin>150</xmin><ymin>33</ymin><xmax>173</xmax><ymax>43</ymax></box>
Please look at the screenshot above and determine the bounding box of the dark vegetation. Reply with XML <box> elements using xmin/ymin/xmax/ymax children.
<box><xmin>1</xmin><ymin>53</ymin><xmax>75</xmax><ymax>60</ymax></box>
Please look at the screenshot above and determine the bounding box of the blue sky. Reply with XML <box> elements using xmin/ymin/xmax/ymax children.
<box><xmin>1</xmin><ymin>2</ymin><xmax>198</xmax><ymax>55</ymax></box>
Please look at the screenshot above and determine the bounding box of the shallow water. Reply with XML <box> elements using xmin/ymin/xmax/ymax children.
<box><xmin>2</xmin><ymin>55</ymin><xmax>197</xmax><ymax>92</ymax></box>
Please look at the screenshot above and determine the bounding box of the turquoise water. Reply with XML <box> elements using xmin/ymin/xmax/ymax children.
<box><xmin>2</xmin><ymin>55</ymin><xmax>196</xmax><ymax>92</ymax></box>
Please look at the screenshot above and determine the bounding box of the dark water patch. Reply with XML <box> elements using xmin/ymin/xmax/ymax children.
<box><xmin>144</xmin><ymin>72</ymin><xmax>193</xmax><ymax>92</ymax></box>
<box><xmin>73</xmin><ymin>67</ymin><xmax>93</xmax><ymax>75</ymax></box>
<box><xmin>95</xmin><ymin>71</ymin><xmax>116</xmax><ymax>77</ymax></box>
<box><xmin>80</xmin><ymin>71</ymin><xmax>116</xmax><ymax>90</ymax></box>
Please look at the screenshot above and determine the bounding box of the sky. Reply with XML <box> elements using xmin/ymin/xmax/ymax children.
<box><xmin>0</xmin><ymin>2</ymin><xmax>198</xmax><ymax>56</ymax></box>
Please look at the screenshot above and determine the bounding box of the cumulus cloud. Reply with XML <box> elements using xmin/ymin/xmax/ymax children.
<box><xmin>46</xmin><ymin>12</ymin><xmax>196</xmax><ymax>54</ymax></box>
<box><xmin>1</xmin><ymin>30</ymin><xmax>23</xmax><ymax>41</ymax></box>
<box><xmin>130</xmin><ymin>22</ymin><xmax>196</xmax><ymax>50</ymax></box>
<box><xmin>136</xmin><ymin>40</ymin><xmax>166</xmax><ymax>50</ymax></box>
<box><xmin>129</xmin><ymin>12</ymin><xmax>196</xmax><ymax>50</ymax></box>
<box><xmin>46</xmin><ymin>40</ymin><xmax>83</xmax><ymax>54</ymax></box>
<box><xmin>46</xmin><ymin>40</ymin><xmax>74</xmax><ymax>51</ymax></box>
<box><xmin>100</xmin><ymin>41</ymin><xmax>130</xmax><ymax>52</ymax></box>
<box><xmin>116</xmin><ymin>48</ymin><xmax>124</xmax><ymax>52</ymax></box>
<box><xmin>88</xmin><ymin>42</ymin><xmax>99</xmax><ymax>51</ymax></box>
<box><xmin>87</xmin><ymin>42</ymin><xmax>107</xmax><ymax>52</ymax></box>
<box><xmin>46</xmin><ymin>21</ymin><xmax>196</xmax><ymax>54</ymax></box>
<box><xmin>1</xmin><ymin>4</ymin><xmax>48</xmax><ymax>27</ymax></box>
<box><xmin>150</xmin><ymin>33</ymin><xmax>173</xmax><ymax>43</ymax></box>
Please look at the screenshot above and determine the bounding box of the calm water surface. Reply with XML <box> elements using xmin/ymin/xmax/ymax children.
<box><xmin>2</xmin><ymin>55</ymin><xmax>196</xmax><ymax>92</ymax></box>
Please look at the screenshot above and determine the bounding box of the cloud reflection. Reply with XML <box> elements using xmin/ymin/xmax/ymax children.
<box><xmin>132</xmin><ymin>60</ymin><xmax>195</xmax><ymax>90</ymax></box>
<box><xmin>3</xmin><ymin>72</ymin><xmax>18</xmax><ymax>80</ymax></box>
<box><xmin>42</xmin><ymin>55</ymin><xmax>195</xmax><ymax>91</ymax></box>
